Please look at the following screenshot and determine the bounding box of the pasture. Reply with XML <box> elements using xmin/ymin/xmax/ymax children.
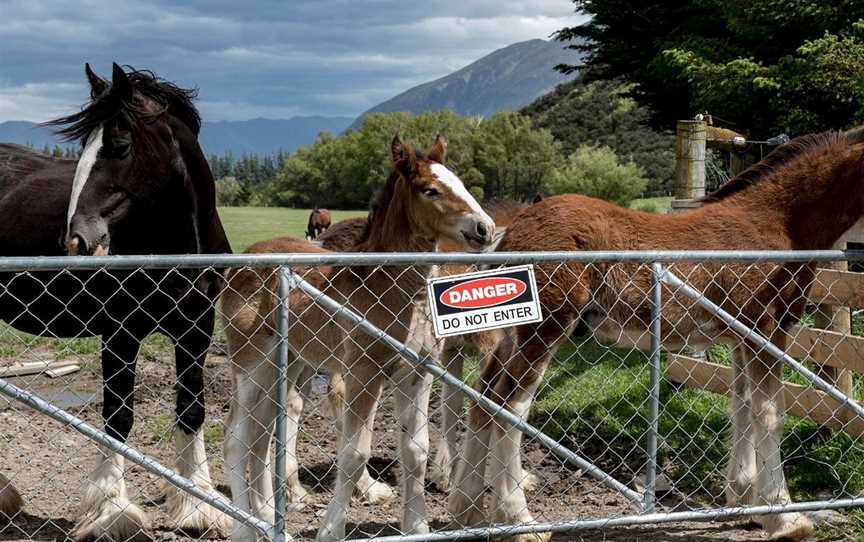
<box><xmin>217</xmin><ymin>207</ymin><xmax>367</xmax><ymax>252</ymax></box>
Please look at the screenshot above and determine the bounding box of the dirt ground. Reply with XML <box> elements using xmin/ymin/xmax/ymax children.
<box><xmin>0</xmin><ymin>349</ymin><xmax>840</xmax><ymax>542</ymax></box>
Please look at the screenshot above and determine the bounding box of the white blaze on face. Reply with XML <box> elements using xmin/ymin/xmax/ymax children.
<box><xmin>429</xmin><ymin>163</ymin><xmax>493</xmax><ymax>226</ymax></box>
<box><xmin>66</xmin><ymin>126</ymin><xmax>104</xmax><ymax>233</ymax></box>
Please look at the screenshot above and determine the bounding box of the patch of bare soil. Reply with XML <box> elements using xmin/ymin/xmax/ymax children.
<box><xmin>0</xmin><ymin>351</ymin><xmax>830</xmax><ymax>542</ymax></box>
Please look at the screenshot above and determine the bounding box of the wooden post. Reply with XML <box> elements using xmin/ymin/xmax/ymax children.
<box><xmin>671</xmin><ymin>120</ymin><xmax>707</xmax><ymax>213</ymax></box>
<box><xmin>814</xmin><ymin>241</ymin><xmax>855</xmax><ymax>406</ymax></box>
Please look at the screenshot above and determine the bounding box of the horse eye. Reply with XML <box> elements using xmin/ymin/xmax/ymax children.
<box><xmin>112</xmin><ymin>138</ymin><xmax>131</xmax><ymax>158</ymax></box>
<box><xmin>422</xmin><ymin>187</ymin><xmax>440</xmax><ymax>197</ymax></box>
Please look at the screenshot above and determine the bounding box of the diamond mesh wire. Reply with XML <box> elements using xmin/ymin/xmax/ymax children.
<box><xmin>0</xmin><ymin>255</ymin><xmax>861</xmax><ymax>541</ymax></box>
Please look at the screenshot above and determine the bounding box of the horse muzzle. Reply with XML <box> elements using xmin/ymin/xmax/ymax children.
<box><xmin>66</xmin><ymin>235</ymin><xmax>109</xmax><ymax>256</ymax></box>
<box><xmin>65</xmin><ymin>224</ymin><xmax>110</xmax><ymax>256</ymax></box>
<box><xmin>459</xmin><ymin>216</ymin><xmax>496</xmax><ymax>252</ymax></box>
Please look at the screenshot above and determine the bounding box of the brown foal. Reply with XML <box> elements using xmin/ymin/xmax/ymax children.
<box><xmin>448</xmin><ymin>128</ymin><xmax>864</xmax><ymax>542</ymax></box>
<box><xmin>222</xmin><ymin>134</ymin><xmax>495</xmax><ymax>542</ymax></box>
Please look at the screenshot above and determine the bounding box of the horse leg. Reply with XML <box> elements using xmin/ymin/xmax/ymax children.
<box><xmin>725</xmin><ymin>345</ymin><xmax>756</xmax><ymax>508</ymax></box>
<box><xmin>430</xmin><ymin>342</ymin><xmax>463</xmax><ymax>491</ymax></box>
<box><xmin>248</xmin><ymin>359</ymin><xmax>311</xmax><ymax>528</ymax></box>
<box><xmin>317</xmin><ymin>366</ymin><xmax>383</xmax><ymax>542</ymax></box>
<box><xmin>748</xmin><ymin>339</ymin><xmax>813</xmax><ymax>540</ymax></box>
<box><xmin>447</xmin><ymin>335</ymin><xmax>515</xmax><ymax>527</ymax></box>
<box><xmin>164</xmin><ymin>312</ymin><xmax>232</xmax><ymax>536</ymax></box>
<box><xmin>478</xmin><ymin>332</ymin><xmax>539</xmax><ymax>493</ymax></box>
<box><xmin>488</xmin><ymin>323</ymin><xmax>569</xmax><ymax>542</ymax></box>
<box><xmin>224</xmin><ymin>334</ymin><xmax>273</xmax><ymax>542</ymax></box>
<box><xmin>283</xmin><ymin>364</ymin><xmax>314</xmax><ymax>505</ymax></box>
<box><xmin>329</xmin><ymin>371</ymin><xmax>394</xmax><ymax>504</ymax></box>
<box><xmin>392</xmin><ymin>364</ymin><xmax>433</xmax><ymax>534</ymax></box>
<box><xmin>73</xmin><ymin>332</ymin><xmax>149</xmax><ymax>542</ymax></box>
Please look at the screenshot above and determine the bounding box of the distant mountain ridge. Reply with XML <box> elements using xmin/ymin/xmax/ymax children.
<box><xmin>0</xmin><ymin>116</ymin><xmax>353</xmax><ymax>156</ymax></box>
<box><xmin>198</xmin><ymin>116</ymin><xmax>352</xmax><ymax>155</ymax></box>
<box><xmin>349</xmin><ymin>39</ymin><xmax>580</xmax><ymax>130</ymax></box>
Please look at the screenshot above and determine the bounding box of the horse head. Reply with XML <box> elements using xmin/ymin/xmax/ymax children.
<box><xmin>49</xmin><ymin>63</ymin><xmax>228</xmax><ymax>258</ymax></box>
<box><xmin>386</xmin><ymin>133</ymin><xmax>495</xmax><ymax>251</ymax></box>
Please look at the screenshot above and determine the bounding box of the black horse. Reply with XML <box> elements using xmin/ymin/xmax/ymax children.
<box><xmin>0</xmin><ymin>63</ymin><xmax>232</xmax><ymax>540</ymax></box>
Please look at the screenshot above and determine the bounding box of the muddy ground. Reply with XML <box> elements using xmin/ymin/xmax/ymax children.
<box><xmin>0</xmin><ymin>348</ymin><xmax>840</xmax><ymax>542</ymax></box>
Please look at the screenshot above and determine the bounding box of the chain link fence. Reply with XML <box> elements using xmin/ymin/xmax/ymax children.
<box><xmin>0</xmin><ymin>251</ymin><xmax>862</xmax><ymax>541</ymax></box>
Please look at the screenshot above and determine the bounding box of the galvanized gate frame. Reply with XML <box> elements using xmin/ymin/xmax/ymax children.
<box><xmin>0</xmin><ymin>251</ymin><xmax>863</xmax><ymax>542</ymax></box>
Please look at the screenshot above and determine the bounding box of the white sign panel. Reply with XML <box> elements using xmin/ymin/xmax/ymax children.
<box><xmin>426</xmin><ymin>264</ymin><xmax>543</xmax><ymax>338</ymax></box>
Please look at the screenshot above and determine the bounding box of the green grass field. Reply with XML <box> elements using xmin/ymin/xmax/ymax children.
<box><xmin>217</xmin><ymin>207</ymin><xmax>367</xmax><ymax>252</ymax></box>
<box><xmin>216</xmin><ymin>199</ymin><xmax>670</xmax><ymax>253</ymax></box>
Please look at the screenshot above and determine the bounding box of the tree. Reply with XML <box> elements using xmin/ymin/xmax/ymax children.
<box><xmin>215</xmin><ymin>176</ymin><xmax>252</xmax><ymax>207</ymax></box>
<box><xmin>266</xmin><ymin>110</ymin><xmax>561</xmax><ymax>208</ymax></box>
<box><xmin>547</xmin><ymin>145</ymin><xmax>647</xmax><ymax>206</ymax></box>
<box><xmin>522</xmin><ymin>79</ymin><xmax>674</xmax><ymax>194</ymax></box>
<box><xmin>471</xmin><ymin>112</ymin><xmax>560</xmax><ymax>201</ymax></box>
<box><xmin>555</xmin><ymin>0</ymin><xmax>864</xmax><ymax>135</ymax></box>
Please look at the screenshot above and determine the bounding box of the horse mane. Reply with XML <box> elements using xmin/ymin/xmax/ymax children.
<box><xmin>702</xmin><ymin>129</ymin><xmax>864</xmax><ymax>202</ymax></box>
<box><xmin>360</xmin><ymin>149</ymin><xmax>429</xmax><ymax>244</ymax></box>
<box><xmin>481</xmin><ymin>198</ymin><xmax>529</xmax><ymax>227</ymax></box>
<box><xmin>43</xmin><ymin>67</ymin><xmax>201</xmax><ymax>143</ymax></box>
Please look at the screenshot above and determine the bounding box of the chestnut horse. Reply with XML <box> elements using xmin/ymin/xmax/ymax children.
<box><xmin>449</xmin><ymin>129</ymin><xmax>864</xmax><ymax>542</ymax></box>
<box><xmin>310</xmin><ymin>200</ymin><xmax>531</xmax><ymax>499</ymax></box>
<box><xmin>306</xmin><ymin>207</ymin><xmax>332</xmax><ymax>240</ymax></box>
<box><xmin>222</xmin><ymin>135</ymin><xmax>495</xmax><ymax>542</ymax></box>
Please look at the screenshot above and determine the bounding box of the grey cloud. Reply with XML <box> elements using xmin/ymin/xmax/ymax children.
<box><xmin>0</xmin><ymin>0</ymin><xmax>585</xmax><ymax>121</ymax></box>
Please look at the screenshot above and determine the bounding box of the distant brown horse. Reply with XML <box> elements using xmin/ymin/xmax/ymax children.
<box><xmin>222</xmin><ymin>134</ymin><xmax>495</xmax><ymax>542</ymax></box>
<box><xmin>306</xmin><ymin>207</ymin><xmax>331</xmax><ymax>239</ymax></box>
<box><xmin>449</xmin><ymin>129</ymin><xmax>864</xmax><ymax>542</ymax></box>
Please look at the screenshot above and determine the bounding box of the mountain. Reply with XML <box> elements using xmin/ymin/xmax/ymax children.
<box><xmin>198</xmin><ymin>116</ymin><xmax>352</xmax><ymax>155</ymax></box>
<box><xmin>0</xmin><ymin>116</ymin><xmax>353</xmax><ymax>156</ymax></box>
<box><xmin>349</xmin><ymin>39</ymin><xmax>581</xmax><ymax>130</ymax></box>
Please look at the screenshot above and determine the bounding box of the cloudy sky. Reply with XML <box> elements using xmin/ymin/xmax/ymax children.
<box><xmin>0</xmin><ymin>0</ymin><xmax>585</xmax><ymax>123</ymax></box>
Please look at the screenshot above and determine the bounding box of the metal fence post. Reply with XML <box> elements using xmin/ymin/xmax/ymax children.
<box><xmin>273</xmin><ymin>266</ymin><xmax>291</xmax><ymax>542</ymax></box>
<box><xmin>643</xmin><ymin>263</ymin><xmax>663</xmax><ymax>513</ymax></box>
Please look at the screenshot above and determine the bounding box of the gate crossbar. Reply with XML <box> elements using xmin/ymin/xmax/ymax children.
<box><xmin>0</xmin><ymin>374</ymin><xmax>272</xmax><ymax>536</ymax></box>
<box><xmin>354</xmin><ymin>496</ymin><xmax>864</xmax><ymax>542</ymax></box>
<box><xmin>285</xmin><ymin>270</ymin><xmax>644</xmax><ymax>506</ymax></box>
<box><xmin>661</xmin><ymin>269</ymin><xmax>864</xmax><ymax>422</ymax></box>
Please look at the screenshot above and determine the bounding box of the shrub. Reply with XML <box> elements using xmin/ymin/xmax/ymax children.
<box><xmin>547</xmin><ymin>145</ymin><xmax>647</xmax><ymax>206</ymax></box>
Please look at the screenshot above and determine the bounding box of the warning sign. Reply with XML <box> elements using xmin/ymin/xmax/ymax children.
<box><xmin>427</xmin><ymin>265</ymin><xmax>543</xmax><ymax>338</ymax></box>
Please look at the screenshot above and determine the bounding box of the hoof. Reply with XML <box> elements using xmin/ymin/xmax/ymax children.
<box><xmin>72</xmin><ymin>498</ymin><xmax>150</xmax><ymax>542</ymax></box>
<box><xmin>519</xmin><ymin>470</ymin><xmax>540</xmax><ymax>493</ymax></box>
<box><xmin>429</xmin><ymin>463</ymin><xmax>451</xmax><ymax>491</ymax></box>
<box><xmin>355</xmin><ymin>478</ymin><xmax>396</xmax><ymax>504</ymax></box>
<box><xmin>164</xmin><ymin>485</ymin><xmax>233</xmax><ymax>537</ymax></box>
<box><xmin>446</xmin><ymin>497</ymin><xmax>486</xmax><ymax>529</ymax></box>
<box><xmin>0</xmin><ymin>476</ymin><xmax>22</xmax><ymax>517</ymax></box>
<box><xmin>403</xmin><ymin>519</ymin><xmax>430</xmax><ymax>536</ymax></box>
<box><xmin>762</xmin><ymin>512</ymin><xmax>814</xmax><ymax>541</ymax></box>
<box><xmin>315</xmin><ymin>524</ymin><xmax>343</xmax><ymax>542</ymax></box>
<box><xmin>287</xmin><ymin>482</ymin><xmax>311</xmax><ymax>510</ymax></box>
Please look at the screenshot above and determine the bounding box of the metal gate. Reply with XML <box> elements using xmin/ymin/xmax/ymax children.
<box><xmin>0</xmin><ymin>250</ymin><xmax>862</xmax><ymax>541</ymax></box>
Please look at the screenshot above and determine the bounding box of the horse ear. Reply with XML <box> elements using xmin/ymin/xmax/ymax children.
<box><xmin>110</xmin><ymin>62</ymin><xmax>132</xmax><ymax>102</ymax></box>
<box><xmin>428</xmin><ymin>134</ymin><xmax>447</xmax><ymax>164</ymax></box>
<box><xmin>391</xmin><ymin>133</ymin><xmax>417</xmax><ymax>177</ymax></box>
<box><xmin>391</xmin><ymin>133</ymin><xmax>404</xmax><ymax>164</ymax></box>
<box><xmin>85</xmin><ymin>63</ymin><xmax>107</xmax><ymax>99</ymax></box>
